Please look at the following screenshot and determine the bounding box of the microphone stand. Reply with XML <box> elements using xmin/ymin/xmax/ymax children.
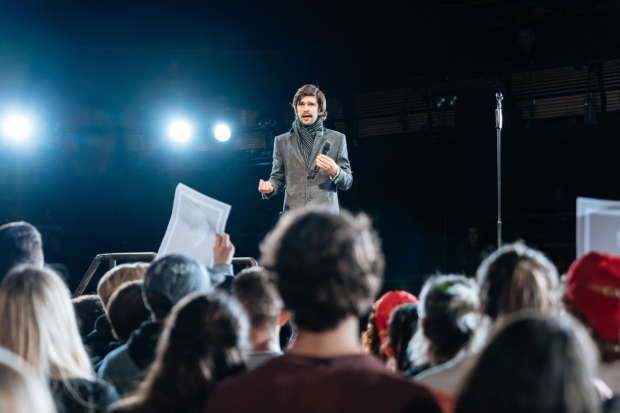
<box><xmin>495</xmin><ymin>93</ymin><xmax>503</xmax><ymax>249</ymax></box>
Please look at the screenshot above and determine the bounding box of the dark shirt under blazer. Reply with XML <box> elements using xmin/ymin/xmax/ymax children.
<box><xmin>263</xmin><ymin>128</ymin><xmax>353</xmax><ymax>212</ymax></box>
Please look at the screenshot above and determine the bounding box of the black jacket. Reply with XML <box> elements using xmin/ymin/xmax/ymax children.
<box><xmin>127</xmin><ymin>320</ymin><xmax>163</xmax><ymax>370</ymax></box>
<box><xmin>51</xmin><ymin>377</ymin><xmax>119</xmax><ymax>413</ymax></box>
<box><xmin>83</xmin><ymin>315</ymin><xmax>120</xmax><ymax>366</ymax></box>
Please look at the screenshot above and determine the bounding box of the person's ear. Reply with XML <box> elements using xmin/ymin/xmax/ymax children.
<box><xmin>278</xmin><ymin>311</ymin><xmax>289</xmax><ymax>327</ymax></box>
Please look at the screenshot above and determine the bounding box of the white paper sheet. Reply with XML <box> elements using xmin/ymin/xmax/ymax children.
<box><xmin>158</xmin><ymin>183</ymin><xmax>231</xmax><ymax>267</ymax></box>
<box><xmin>577</xmin><ymin>197</ymin><xmax>620</xmax><ymax>258</ymax></box>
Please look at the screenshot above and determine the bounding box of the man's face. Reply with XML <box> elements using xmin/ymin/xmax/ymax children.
<box><xmin>297</xmin><ymin>96</ymin><xmax>320</xmax><ymax>125</ymax></box>
<box><xmin>468</xmin><ymin>227</ymin><xmax>479</xmax><ymax>245</ymax></box>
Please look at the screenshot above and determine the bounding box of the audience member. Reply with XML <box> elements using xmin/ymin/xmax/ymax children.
<box><xmin>0</xmin><ymin>265</ymin><xmax>120</xmax><ymax>413</ymax></box>
<box><xmin>455</xmin><ymin>314</ymin><xmax>600</xmax><ymax>413</ymax></box>
<box><xmin>206</xmin><ymin>208</ymin><xmax>441</xmax><ymax>413</ymax></box>
<box><xmin>98</xmin><ymin>263</ymin><xmax>149</xmax><ymax>308</ymax></box>
<box><xmin>454</xmin><ymin>226</ymin><xmax>483</xmax><ymax>276</ymax></box>
<box><xmin>84</xmin><ymin>263</ymin><xmax>149</xmax><ymax>365</ymax></box>
<box><xmin>106</xmin><ymin>280</ymin><xmax>151</xmax><ymax>344</ymax></box>
<box><xmin>0</xmin><ymin>221</ymin><xmax>44</xmax><ymax>280</ymax></box>
<box><xmin>415</xmin><ymin>243</ymin><xmax>559</xmax><ymax>396</ymax></box>
<box><xmin>232</xmin><ymin>266</ymin><xmax>288</xmax><ymax>369</ymax></box>
<box><xmin>564</xmin><ymin>252</ymin><xmax>620</xmax><ymax>396</ymax></box>
<box><xmin>111</xmin><ymin>291</ymin><xmax>248</xmax><ymax>413</ymax></box>
<box><xmin>73</xmin><ymin>294</ymin><xmax>106</xmax><ymax>338</ymax></box>
<box><xmin>408</xmin><ymin>275</ymin><xmax>478</xmax><ymax>377</ymax></box>
<box><xmin>0</xmin><ymin>348</ymin><xmax>56</xmax><ymax>413</ymax></box>
<box><xmin>385</xmin><ymin>303</ymin><xmax>419</xmax><ymax>372</ymax></box>
<box><xmin>98</xmin><ymin>253</ymin><xmax>218</xmax><ymax>396</ymax></box>
<box><xmin>362</xmin><ymin>290</ymin><xmax>418</xmax><ymax>362</ymax></box>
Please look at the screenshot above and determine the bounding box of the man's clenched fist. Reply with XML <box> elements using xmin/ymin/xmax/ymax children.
<box><xmin>258</xmin><ymin>179</ymin><xmax>274</xmax><ymax>194</ymax></box>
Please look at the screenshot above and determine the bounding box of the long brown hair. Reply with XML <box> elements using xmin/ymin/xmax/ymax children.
<box><xmin>112</xmin><ymin>291</ymin><xmax>248</xmax><ymax>413</ymax></box>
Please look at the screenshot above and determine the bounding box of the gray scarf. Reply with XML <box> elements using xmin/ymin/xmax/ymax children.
<box><xmin>292</xmin><ymin>117</ymin><xmax>323</xmax><ymax>166</ymax></box>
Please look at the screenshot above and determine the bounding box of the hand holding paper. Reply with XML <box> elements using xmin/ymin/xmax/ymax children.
<box><xmin>158</xmin><ymin>183</ymin><xmax>232</xmax><ymax>267</ymax></box>
<box><xmin>214</xmin><ymin>233</ymin><xmax>235</xmax><ymax>265</ymax></box>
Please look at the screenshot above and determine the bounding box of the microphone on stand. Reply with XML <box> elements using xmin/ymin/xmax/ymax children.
<box><xmin>308</xmin><ymin>141</ymin><xmax>332</xmax><ymax>179</ymax></box>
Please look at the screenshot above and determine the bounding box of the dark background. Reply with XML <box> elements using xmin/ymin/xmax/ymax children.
<box><xmin>2</xmin><ymin>0</ymin><xmax>620</xmax><ymax>293</ymax></box>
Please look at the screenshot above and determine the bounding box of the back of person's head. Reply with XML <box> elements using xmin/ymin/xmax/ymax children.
<box><xmin>477</xmin><ymin>243</ymin><xmax>558</xmax><ymax>321</ymax></box>
<box><xmin>113</xmin><ymin>291</ymin><xmax>248</xmax><ymax>413</ymax></box>
<box><xmin>142</xmin><ymin>254</ymin><xmax>212</xmax><ymax>322</ymax></box>
<box><xmin>260</xmin><ymin>208</ymin><xmax>384</xmax><ymax>332</ymax></box>
<box><xmin>107</xmin><ymin>280</ymin><xmax>151</xmax><ymax>344</ymax></box>
<box><xmin>409</xmin><ymin>275</ymin><xmax>479</xmax><ymax>367</ymax></box>
<box><xmin>72</xmin><ymin>294</ymin><xmax>105</xmax><ymax>337</ymax></box>
<box><xmin>0</xmin><ymin>265</ymin><xmax>93</xmax><ymax>381</ymax></box>
<box><xmin>232</xmin><ymin>267</ymin><xmax>283</xmax><ymax>332</ymax></box>
<box><xmin>0</xmin><ymin>222</ymin><xmax>44</xmax><ymax>281</ymax></box>
<box><xmin>455</xmin><ymin>314</ymin><xmax>599</xmax><ymax>413</ymax></box>
<box><xmin>362</xmin><ymin>290</ymin><xmax>418</xmax><ymax>359</ymax></box>
<box><xmin>564</xmin><ymin>252</ymin><xmax>620</xmax><ymax>363</ymax></box>
<box><xmin>387</xmin><ymin>303</ymin><xmax>419</xmax><ymax>372</ymax></box>
<box><xmin>97</xmin><ymin>262</ymin><xmax>148</xmax><ymax>307</ymax></box>
<box><xmin>0</xmin><ymin>348</ymin><xmax>56</xmax><ymax>413</ymax></box>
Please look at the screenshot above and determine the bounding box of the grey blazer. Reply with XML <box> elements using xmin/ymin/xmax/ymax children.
<box><xmin>263</xmin><ymin>127</ymin><xmax>353</xmax><ymax>212</ymax></box>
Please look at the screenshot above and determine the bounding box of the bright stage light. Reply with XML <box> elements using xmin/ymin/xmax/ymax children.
<box><xmin>214</xmin><ymin>124</ymin><xmax>231</xmax><ymax>142</ymax></box>
<box><xmin>168</xmin><ymin>120</ymin><xmax>192</xmax><ymax>143</ymax></box>
<box><xmin>2</xmin><ymin>114</ymin><xmax>33</xmax><ymax>141</ymax></box>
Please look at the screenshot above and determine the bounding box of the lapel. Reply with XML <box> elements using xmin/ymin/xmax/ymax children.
<box><xmin>288</xmin><ymin>130</ymin><xmax>305</xmax><ymax>165</ymax></box>
<box><xmin>307</xmin><ymin>128</ymin><xmax>327</xmax><ymax>174</ymax></box>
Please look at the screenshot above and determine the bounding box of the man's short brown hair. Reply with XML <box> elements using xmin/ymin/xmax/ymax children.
<box><xmin>106</xmin><ymin>280</ymin><xmax>151</xmax><ymax>344</ymax></box>
<box><xmin>97</xmin><ymin>263</ymin><xmax>148</xmax><ymax>307</ymax></box>
<box><xmin>260</xmin><ymin>208</ymin><xmax>384</xmax><ymax>332</ymax></box>
<box><xmin>292</xmin><ymin>84</ymin><xmax>328</xmax><ymax>120</ymax></box>
<box><xmin>0</xmin><ymin>222</ymin><xmax>43</xmax><ymax>281</ymax></box>
<box><xmin>232</xmin><ymin>267</ymin><xmax>283</xmax><ymax>331</ymax></box>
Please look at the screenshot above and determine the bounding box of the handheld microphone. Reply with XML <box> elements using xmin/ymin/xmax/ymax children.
<box><xmin>308</xmin><ymin>141</ymin><xmax>332</xmax><ymax>179</ymax></box>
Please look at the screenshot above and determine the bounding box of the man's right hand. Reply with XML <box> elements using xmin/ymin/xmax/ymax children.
<box><xmin>258</xmin><ymin>179</ymin><xmax>274</xmax><ymax>194</ymax></box>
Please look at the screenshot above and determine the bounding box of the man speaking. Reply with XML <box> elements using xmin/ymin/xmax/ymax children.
<box><xmin>258</xmin><ymin>85</ymin><xmax>353</xmax><ymax>212</ymax></box>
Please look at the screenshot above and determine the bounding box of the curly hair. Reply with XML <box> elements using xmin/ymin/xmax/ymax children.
<box><xmin>361</xmin><ymin>302</ymin><xmax>385</xmax><ymax>360</ymax></box>
<box><xmin>563</xmin><ymin>295</ymin><xmax>620</xmax><ymax>362</ymax></box>
<box><xmin>260</xmin><ymin>208</ymin><xmax>384</xmax><ymax>332</ymax></box>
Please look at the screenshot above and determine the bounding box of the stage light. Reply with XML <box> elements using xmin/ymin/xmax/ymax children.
<box><xmin>433</xmin><ymin>96</ymin><xmax>446</xmax><ymax>110</ymax></box>
<box><xmin>2</xmin><ymin>114</ymin><xmax>33</xmax><ymax>141</ymax></box>
<box><xmin>167</xmin><ymin>120</ymin><xmax>192</xmax><ymax>143</ymax></box>
<box><xmin>214</xmin><ymin>124</ymin><xmax>231</xmax><ymax>142</ymax></box>
<box><xmin>447</xmin><ymin>95</ymin><xmax>458</xmax><ymax>108</ymax></box>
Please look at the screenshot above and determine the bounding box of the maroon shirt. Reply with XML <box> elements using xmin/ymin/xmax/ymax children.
<box><xmin>206</xmin><ymin>353</ymin><xmax>441</xmax><ymax>413</ymax></box>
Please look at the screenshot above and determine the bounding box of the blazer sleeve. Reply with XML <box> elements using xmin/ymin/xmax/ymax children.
<box><xmin>333</xmin><ymin>135</ymin><xmax>353</xmax><ymax>191</ymax></box>
<box><xmin>263</xmin><ymin>137</ymin><xmax>285</xmax><ymax>200</ymax></box>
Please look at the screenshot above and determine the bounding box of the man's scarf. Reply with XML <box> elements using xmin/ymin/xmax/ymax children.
<box><xmin>292</xmin><ymin>117</ymin><xmax>323</xmax><ymax>166</ymax></box>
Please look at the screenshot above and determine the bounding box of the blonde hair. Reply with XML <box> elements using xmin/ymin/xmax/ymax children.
<box><xmin>97</xmin><ymin>263</ymin><xmax>148</xmax><ymax>307</ymax></box>
<box><xmin>0</xmin><ymin>348</ymin><xmax>56</xmax><ymax>413</ymax></box>
<box><xmin>0</xmin><ymin>265</ymin><xmax>93</xmax><ymax>382</ymax></box>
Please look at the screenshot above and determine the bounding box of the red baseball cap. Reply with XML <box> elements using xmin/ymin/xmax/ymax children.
<box><xmin>374</xmin><ymin>290</ymin><xmax>418</xmax><ymax>348</ymax></box>
<box><xmin>566</xmin><ymin>252</ymin><xmax>620</xmax><ymax>343</ymax></box>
